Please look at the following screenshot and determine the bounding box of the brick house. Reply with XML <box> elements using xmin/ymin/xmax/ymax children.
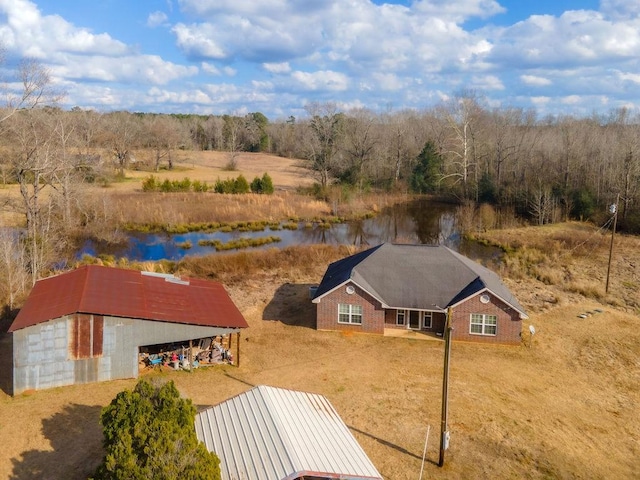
<box><xmin>311</xmin><ymin>243</ymin><xmax>528</xmax><ymax>344</ymax></box>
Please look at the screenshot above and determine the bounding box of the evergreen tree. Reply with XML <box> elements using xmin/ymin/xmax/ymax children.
<box><xmin>410</xmin><ymin>141</ymin><xmax>442</xmax><ymax>194</ymax></box>
<box><xmin>234</xmin><ymin>174</ymin><xmax>250</xmax><ymax>193</ymax></box>
<box><xmin>93</xmin><ymin>379</ymin><xmax>221</xmax><ymax>480</ymax></box>
<box><xmin>261</xmin><ymin>172</ymin><xmax>274</xmax><ymax>194</ymax></box>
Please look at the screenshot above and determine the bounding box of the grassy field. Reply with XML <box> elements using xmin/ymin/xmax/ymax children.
<box><xmin>0</xmin><ymin>153</ymin><xmax>639</xmax><ymax>479</ymax></box>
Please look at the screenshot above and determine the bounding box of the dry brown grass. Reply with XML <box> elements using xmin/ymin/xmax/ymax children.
<box><xmin>478</xmin><ymin>221</ymin><xmax>640</xmax><ymax>312</ymax></box>
<box><xmin>108</xmin><ymin>191</ymin><xmax>332</xmax><ymax>226</ymax></box>
<box><xmin>1</xmin><ymin>227</ymin><xmax>640</xmax><ymax>479</ymax></box>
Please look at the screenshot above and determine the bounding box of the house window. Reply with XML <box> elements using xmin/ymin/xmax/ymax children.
<box><xmin>338</xmin><ymin>304</ymin><xmax>363</xmax><ymax>325</ymax></box>
<box><xmin>422</xmin><ymin>312</ymin><xmax>432</xmax><ymax>329</ymax></box>
<box><xmin>470</xmin><ymin>313</ymin><xmax>497</xmax><ymax>336</ymax></box>
<box><xmin>396</xmin><ymin>310</ymin><xmax>406</xmax><ymax>326</ymax></box>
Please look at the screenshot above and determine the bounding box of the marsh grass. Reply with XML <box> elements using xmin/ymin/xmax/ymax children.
<box><xmin>177</xmin><ymin>244</ymin><xmax>358</xmax><ymax>282</ymax></box>
<box><xmin>197</xmin><ymin>236</ymin><xmax>281</xmax><ymax>251</ymax></box>
<box><xmin>105</xmin><ymin>191</ymin><xmax>332</xmax><ymax>226</ymax></box>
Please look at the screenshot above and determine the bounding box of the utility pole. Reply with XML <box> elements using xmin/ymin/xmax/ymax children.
<box><xmin>439</xmin><ymin>307</ymin><xmax>453</xmax><ymax>467</ymax></box>
<box><xmin>605</xmin><ymin>194</ymin><xmax>619</xmax><ymax>294</ymax></box>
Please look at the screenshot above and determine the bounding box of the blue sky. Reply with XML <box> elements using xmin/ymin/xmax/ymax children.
<box><xmin>1</xmin><ymin>0</ymin><xmax>638</xmax><ymax>119</ymax></box>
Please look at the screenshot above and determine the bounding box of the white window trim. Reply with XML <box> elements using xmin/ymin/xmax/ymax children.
<box><xmin>470</xmin><ymin>313</ymin><xmax>497</xmax><ymax>336</ymax></box>
<box><xmin>422</xmin><ymin>312</ymin><xmax>432</xmax><ymax>329</ymax></box>
<box><xmin>338</xmin><ymin>303</ymin><xmax>363</xmax><ymax>325</ymax></box>
<box><xmin>396</xmin><ymin>309</ymin><xmax>406</xmax><ymax>326</ymax></box>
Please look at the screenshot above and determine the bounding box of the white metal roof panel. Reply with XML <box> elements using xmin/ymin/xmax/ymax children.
<box><xmin>195</xmin><ymin>385</ymin><xmax>383</xmax><ymax>480</ymax></box>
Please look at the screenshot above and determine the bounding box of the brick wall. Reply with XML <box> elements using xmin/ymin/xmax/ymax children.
<box><xmin>450</xmin><ymin>292</ymin><xmax>522</xmax><ymax>345</ymax></box>
<box><xmin>316</xmin><ymin>282</ymin><xmax>385</xmax><ymax>334</ymax></box>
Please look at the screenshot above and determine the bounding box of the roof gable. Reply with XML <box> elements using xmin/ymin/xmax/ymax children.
<box><xmin>9</xmin><ymin>265</ymin><xmax>248</xmax><ymax>332</ymax></box>
<box><xmin>312</xmin><ymin>244</ymin><xmax>383</xmax><ymax>300</ymax></box>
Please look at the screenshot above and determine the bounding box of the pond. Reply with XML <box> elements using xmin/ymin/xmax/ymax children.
<box><xmin>77</xmin><ymin>198</ymin><xmax>501</xmax><ymax>263</ymax></box>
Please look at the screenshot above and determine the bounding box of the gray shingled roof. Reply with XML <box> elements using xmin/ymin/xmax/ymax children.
<box><xmin>313</xmin><ymin>243</ymin><xmax>527</xmax><ymax>317</ymax></box>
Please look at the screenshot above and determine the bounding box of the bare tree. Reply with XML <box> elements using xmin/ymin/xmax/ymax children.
<box><xmin>342</xmin><ymin>108</ymin><xmax>379</xmax><ymax>191</ymax></box>
<box><xmin>1</xmin><ymin>57</ymin><xmax>62</xmax><ymax>124</ymax></box>
<box><xmin>101</xmin><ymin>111</ymin><xmax>142</xmax><ymax>177</ymax></box>
<box><xmin>529</xmin><ymin>181</ymin><xmax>556</xmax><ymax>225</ymax></box>
<box><xmin>0</xmin><ymin>228</ymin><xmax>29</xmax><ymax>309</ymax></box>
<box><xmin>143</xmin><ymin>115</ymin><xmax>187</xmax><ymax>171</ymax></box>
<box><xmin>5</xmin><ymin>109</ymin><xmax>59</xmax><ymax>284</ymax></box>
<box><xmin>437</xmin><ymin>91</ymin><xmax>485</xmax><ymax>199</ymax></box>
<box><xmin>302</xmin><ymin>102</ymin><xmax>343</xmax><ymax>189</ymax></box>
<box><xmin>222</xmin><ymin>114</ymin><xmax>244</xmax><ymax>170</ymax></box>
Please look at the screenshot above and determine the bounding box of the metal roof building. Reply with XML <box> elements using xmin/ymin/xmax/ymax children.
<box><xmin>9</xmin><ymin>265</ymin><xmax>248</xmax><ymax>395</ymax></box>
<box><xmin>195</xmin><ymin>385</ymin><xmax>383</xmax><ymax>480</ymax></box>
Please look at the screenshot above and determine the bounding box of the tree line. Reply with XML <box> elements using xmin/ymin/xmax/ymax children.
<box><xmin>4</xmin><ymin>97</ymin><xmax>638</xmax><ymax>224</ymax></box>
<box><xmin>1</xmin><ymin>59</ymin><xmax>639</xmax><ymax>311</ymax></box>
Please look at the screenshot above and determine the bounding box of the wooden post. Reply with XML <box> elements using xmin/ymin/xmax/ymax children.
<box><xmin>236</xmin><ymin>331</ymin><xmax>241</xmax><ymax>367</ymax></box>
<box><xmin>439</xmin><ymin>307</ymin><xmax>453</xmax><ymax>467</ymax></box>
<box><xmin>605</xmin><ymin>194</ymin><xmax>619</xmax><ymax>294</ymax></box>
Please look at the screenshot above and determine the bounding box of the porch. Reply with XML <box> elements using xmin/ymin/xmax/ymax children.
<box><xmin>384</xmin><ymin>328</ymin><xmax>443</xmax><ymax>341</ymax></box>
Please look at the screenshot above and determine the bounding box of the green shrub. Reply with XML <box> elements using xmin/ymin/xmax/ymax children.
<box><xmin>93</xmin><ymin>379</ymin><xmax>221</xmax><ymax>480</ymax></box>
<box><xmin>141</xmin><ymin>175</ymin><xmax>160</xmax><ymax>191</ymax></box>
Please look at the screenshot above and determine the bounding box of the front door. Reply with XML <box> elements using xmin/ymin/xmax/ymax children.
<box><xmin>409</xmin><ymin>310</ymin><xmax>421</xmax><ymax>330</ymax></box>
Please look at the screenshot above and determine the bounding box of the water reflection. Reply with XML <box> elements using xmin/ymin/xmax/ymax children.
<box><xmin>78</xmin><ymin>199</ymin><xmax>499</xmax><ymax>262</ymax></box>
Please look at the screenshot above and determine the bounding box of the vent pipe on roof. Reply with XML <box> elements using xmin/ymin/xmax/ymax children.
<box><xmin>141</xmin><ymin>271</ymin><xmax>189</xmax><ymax>285</ymax></box>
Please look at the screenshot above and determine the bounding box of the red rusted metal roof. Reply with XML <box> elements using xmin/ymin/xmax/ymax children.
<box><xmin>9</xmin><ymin>265</ymin><xmax>248</xmax><ymax>332</ymax></box>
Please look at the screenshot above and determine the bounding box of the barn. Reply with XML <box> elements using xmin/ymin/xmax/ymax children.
<box><xmin>8</xmin><ymin>265</ymin><xmax>248</xmax><ymax>395</ymax></box>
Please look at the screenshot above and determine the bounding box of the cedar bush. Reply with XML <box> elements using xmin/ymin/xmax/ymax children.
<box><xmin>92</xmin><ymin>379</ymin><xmax>221</xmax><ymax>480</ymax></box>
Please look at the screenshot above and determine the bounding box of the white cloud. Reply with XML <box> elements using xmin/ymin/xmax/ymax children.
<box><xmin>487</xmin><ymin>10</ymin><xmax>640</xmax><ymax>68</ymax></box>
<box><xmin>615</xmin><ymin>70</ymin><xmax>640</xmax><ymax>84</ymax></box>
<box><xmin>600</xmin><ymin>0</ymin><xmax>640</xmax><ymax>20</ymax></box>
<box><xmin>290</xmin><ymin>70</ymin><xmax>349</xmax><ymax>92</ymax></box>
<box><xmin>263</xmin><ymin>62</ymin><xmax>291</xmax><ymax>74</ymax></box>
<box><xmin>201</xmin><ymin>62</ymin><xmax>235</xmax><ymax>77</ymax></box>
<box><xmin>413</xmin><ymin>0</ymin><xmax>506</xmax><ymax>22</ymax></box>
<box><xmin>561</xmin><ymin>95</ymin><xmax>581</xmax><ymax>105</ymax></box>
<box><xmin>147</xmin><ymin>11</ymin><xmax>169</xmax><ymax>28</ymax></box>
<box><xmin>222</xmin><ymin>66</ymin><xmax>236</xmax><ymax>76</ymax></box>
<box><xmin>470</xmin><ymin>74</ymin><xmax>504</xmax><ymax>90</ymax></box>
<box><xmin>521</xmin><ymin>75</ymin><xmax>552</xmax><ymax>86</ymax></box>
<box><xmin>51</xmin><ymin>54</ymin><xmax>198</xmax><ymax>85</ymax></box>
<box><xmin>0</xmin><ymin>0</ymin><xmax>128</xmax><ymax>57</ymax></box>
<box><xmin>530</xmin><ymin>96</ymin><xmax>551</xmax><ymax>106</ymax></box>
<box><xmin>201</xmin><ymin>62</ymin><xmax>221</xmax><ymax>76</ymax></box>
<box><xmin>172</xmin><ymin>23</ymin><xmax>226</xmax><ymax>59</ymax></box>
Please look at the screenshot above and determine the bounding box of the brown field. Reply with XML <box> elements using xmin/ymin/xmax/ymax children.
<box><xmin>0</xmin><ymin>153</ymin><xmax>639</xmax><ymax>479</ymax></box>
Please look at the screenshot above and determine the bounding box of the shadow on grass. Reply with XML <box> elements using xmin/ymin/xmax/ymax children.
<box><xmin>348</xmin><ymin>425</ymin><xmax>438</xmax><ymax>466</ymax></box>
<box><xmin>10</xmin><ymin>403</ymin><xmax>104</xmax><ymax>480</ymax></box>
<box><xmin>263</xmin><ymin>282</ymin><xmax>317</xmax><ymax>329</ymax></box>
<box><xmin>0</xmin><ymin>307</ymin><xmax>17</xmax><ymax>396</ymax></box>
<box><xmin>0</xmin><ymin>332</ymin><xmax>13</xmax><ymax>396</ymax></box>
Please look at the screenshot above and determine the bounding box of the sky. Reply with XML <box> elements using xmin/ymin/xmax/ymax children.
<box><xmin>0</xmin><ymin>0</ymin><xmax>639</xmax><ymax>120</ymax></box>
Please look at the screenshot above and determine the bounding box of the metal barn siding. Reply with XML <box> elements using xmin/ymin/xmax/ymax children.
<box><xmin>132</xmin><ymin>319</ymin><xmax>241</xmax><ymax>347</ymax></box>
<box><xmin>195</xmin><ymin>385</ymin><xmax>383</xmax><ymax>480</ymax></box>
<box><xmin>12</xmin><ymin>315</ymin><xmax>242</xmax><ymax>394</ymax></box>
